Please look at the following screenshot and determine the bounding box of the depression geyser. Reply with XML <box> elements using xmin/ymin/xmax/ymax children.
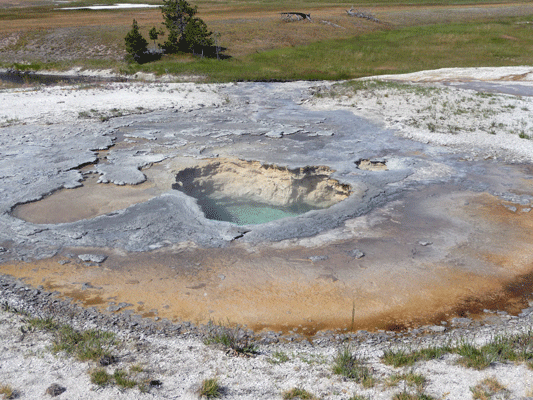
<box><xmin>173</xmin><ymin>159</ymin><xmax>351</xmax><ymax>225</ymax></box>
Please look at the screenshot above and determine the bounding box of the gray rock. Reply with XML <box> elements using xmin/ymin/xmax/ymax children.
<box><xmin>519</xmin><ymin>307</ymin><xmax>533</xmax><ymax>317</ymax></box>
<box><xmin>308</xmin><ymin>255</ymin><xmax>328</xmax><ymax>262</ymax></box>
<box><xmin>78</xmin><ymin>254</ymin><xmax>107</xmax><ymax>263</ymax></box>
<box><xmin>418</xmin><ymin>241</ymin><xmax>433</xmax><ymax>246</ymax></box>
<box><xmin>265</xmin><ymin>130</ymin><xmax>284</xmax><ymax>138</ymax></box>
<box><xmin>451</xmin><ymin>317</ymin><xmax>472</xmax><ymax>327</ymax></box>
<box><xmin>349</xmin><ymin>249</ymin><xmax>365</xmax><ymax>259</ymax></box>
<box><xmin>428</xmin><ymin>325</ymin><xmax>446</xmax><ymax>333</ymax></box>
<box><xmin>45</xmin><ymin>383</ymin><xmax>66</xmax><ymax>397</ymax></box>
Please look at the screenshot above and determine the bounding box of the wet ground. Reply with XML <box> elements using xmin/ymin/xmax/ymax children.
<box><xmin>2</xmin><ymin>79</ymin><xmax>533</xmax><ymax>334</ymax></box>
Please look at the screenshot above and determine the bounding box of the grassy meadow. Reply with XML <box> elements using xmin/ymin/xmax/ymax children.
<box><xmin>1</xmin><ymin>0</ymin><xmax>533</xmax><ymax>81</ymax></box>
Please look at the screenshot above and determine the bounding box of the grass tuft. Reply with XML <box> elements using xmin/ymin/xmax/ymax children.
<box><xmin>470</xmin><ymin>377</ymin><xmax>508</xmax><ymax>400</ymax></box>
<box><xmin>199</xmin><ymin>378</ymin><xmax>222</xmax><ymax>399</ymax></box>
<box><xmin>204</xmin><ymin>320</ymin><xmax>258</xmax><ymax>356</ymax></box>
<box><xmin>113</xmin><ymin>370</ymin><xmax>137</xmax><ymax>389</ymax></box>
<box><xmin>392</xmin><ymin>392</ymin><xmax>436</xmax><ymax>400</ymax></box>
<box><xmin>282</xmin><ymin>387</ymin><xmax>316</xmax><ymax>400</ymax></box>
<box><xmin>386</xmin><ymin>372</ymin><xmax>427</xmax><ymax>391</ymax></box>
<box><xmin>52</xmin><ymin>325</ymin><xmax>116</xmax><ymax>361</ymax></box>
<box><xmin>348</xmin><ymin>395</ymin><xmax>369</xmax><ymax>400</ymax></box>
<box><xmin>455</xmin><ymin>342</ymin><xmax>495</xmax><ymax>370</ymax></box>
<box><xmin>90</xmin><ymin>368</ymin><xmax>112</xmax><ymax>386</ymax></box>
<box><xmin>0</xmin><ymin>384</ymin><xmax>16</xmax><ymax>400</ymax></box>
<box><xmin>382</xmin><ymin>345</ymin><xmax>452</xmax><ymax>368</ymax></box>
<box><xmin>90</xmin><ymin>368</ymin><xmax>143</xmax><ymax>390</ymax></box>
<box><xmin>332</xmin><ymin>346</ymin><xmax>375</xmax><ymax>388</ymax></box>
<box><xmin>383</xmin><ymin>331</ymin><xmax>533</xmax><ymax>370</ymax></box>
<box><xmin>267</xmin><ymin>350</ymin><xmax>289</xmax><ymax>364</ymax></box>
<box><xmin>26</xmin><ymin>317</ymin><xmax>60</xmax><ymax>331</ymax></box>
<box><xmin>22</xmin><ymin>317</ymin><xmax>118</xmax><ymax>362</ymax></box>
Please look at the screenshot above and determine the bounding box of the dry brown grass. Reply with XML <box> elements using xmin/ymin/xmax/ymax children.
<box><xmin>3</xmin><ymin>1</ymin><xmax>532</xmax><ymax>61</ymax></box>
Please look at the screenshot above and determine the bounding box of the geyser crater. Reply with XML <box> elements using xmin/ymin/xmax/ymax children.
<box><xmin>172</xmin><ymin>159</ymin><xmax>351</xmax><ymax>225</ymax></box>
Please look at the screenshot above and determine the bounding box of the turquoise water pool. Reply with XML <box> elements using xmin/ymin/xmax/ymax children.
<box><xmin>198</xmin><ymin>196</ymin><xmax>316</xmax><ymax>225</ymax></box>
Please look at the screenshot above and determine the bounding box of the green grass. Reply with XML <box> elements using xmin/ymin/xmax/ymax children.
<box><xmin>348</xmin><ymin>395</ymin><xmax>369</xmax><ymax>400</ymax></box>
<box><xmin>282</xmin><ymin>387</ymin><xmax>317</xmax><ymax>400</ymax></box>
<box><xmin>332</xmin><ymin>346</ymin><xmax>375</xmax><ymax>388</ymax></box>
<box><xmin>392</xmin><ymin>392</ymin><xmax>436</xmax><ymax>400</ymax></box>
<box><xmin>124</xmin><ymin>15</ymin><xmax>533</xmax><ymax>82</ymax></box>
<box><xmin>90</xmin><ymin>368</ymin><xmax>140</xmax><ymax>389</ymax></box>
<box><xmin>386</xmin><ymin>372</ymin><xmax>427</xmax><ymax>391</ymax></box>
<box><xmin>5</xmin><ymin>14</ymin><xmax>533</xmax><ymax>82</ymax></box>
<box><xmin>24</xmin><ymin>317</ymin><xmax>117</xmax><ymax>362</ymax></box>
<box><xmin>383</xmin><ymin>331</ymin><xmax>533</xmax><ymax>370</ymax></box>
<box><xmin>382</xmin><ymin>345</ymin><xmax>452</xmax><ymax>368</ymax></box>
<box><xmin>26</xmin><ymin>317</ymin><xmax>60</xmax><ymax>331</ymax></box>
<box><xmin>90</xmin><ymin>368</ymin><xmax>113</xmax><ymax>386</ymax></box>
<box><xmin>52</xmin><ymin>325</ymin><xmax>116</xmax><ymax>361</ymax></box>
<box><xmin>267</xmin><ymin>350</ymin><xmax>290</xmax><ymax>364</ymax></box>
<box><xmin>113</xmin><ymin>370</ymin><xmax>137</xmax><ymax>389</ymax></box>
<box><xmin>199</xmin><ymin>378</ymin><xmax>223</xmax><ymax>399</ymax></box>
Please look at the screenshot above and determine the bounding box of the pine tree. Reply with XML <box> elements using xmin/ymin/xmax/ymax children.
<box><xmin>124</xmin><ymin>19</ymin><xmax>148</xmax><ymax>63</ymax></box>
<box><xmin>161</xmin><ymin>0</ymin><xmax>212</xmax><ymax>54</ymax></box>
<box><xmin>149</xmin><ymin>26</ymin><xmax>159</xmax><ymax>48</ymax></box>
<box><xmin>183</xmin><ymin>17</ymin><xmax>213</xmax><ymax>53</ymax></box>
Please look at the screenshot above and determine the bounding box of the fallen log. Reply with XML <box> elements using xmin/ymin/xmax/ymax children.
<box><xmin>346</xmin><ymin>7</ymin><xmax>379</xmax><ymax>23</ymax></box>
<box><xmin>281</xmin><ymin>12</ymin><xmax>312</xmax><ymax>22</ymax></box>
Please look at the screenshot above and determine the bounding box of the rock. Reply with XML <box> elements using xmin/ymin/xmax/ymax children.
<box><xmin>99</xmin><ymin>354</ymin><xmax>116</xmax><ymax>366</ymax></box>
<box><xmin>428</xmin><ymin>325</ymin><xmax>446</xmax><ymax>333</ymax></box>
<box><xmin>78</xmin><ymin>254</ymin><xmax>107</xmax><ymax>263</ymax></box>
<box><xmin>451</xmin><ymin>317</ymin><xmax>472</xmax><ymax>327</ymax></box>
<box><xmin>149</xmin><ymin>380</ymin><xmax>162</xmax><ymax>388</ymax></box>
<box><xmin>81</xmin><ymin>282</ymin><xmax>101</xmax><ymax>290</ymax></box>
<box><xmin>518</xmin><ymin>307</ymin><xmax>533</xmax><ymax>317</ymax></box>
<box><xmin>418</xmin><ymin>241</ymin><xmax>432</xmax><ymax>246</ymax></box>
<box><xmin>265</xmin><ymin>130</ymin><xmax>284</xmax><ymax>138</ymax></box>
<box><xmin>308</xmin><ymin>255</ymin><xmax>328</xmax><ymax>262</ymax></box>
<box><xmin>0</xmin><ymin>247</ymin><xmax>6</xmax><ymax>253</ymax></box>
<box><xmin>349</xmin><ymin>249</ymin><xmax>365</xmax><ymax>259</ymax></box>
<box><xmin>45</xmin><ymin>383</ymin><xmax>66</xmax><ymax>397</ymax></box>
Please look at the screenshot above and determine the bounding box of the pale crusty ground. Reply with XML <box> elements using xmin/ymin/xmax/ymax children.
<box><xmin>2</xmin><ymin>292</ymin><xmax>533</xmax><ymax>400</ymax></box>
<box><xmin>307</xmin><ymin>66</ymin><xmax>533</xmax><ymax>164</ymax></box>
<box><xmin>1</xmin><ymin>67</ymin><xmax>533</xmax><ymax>399</ymax></box>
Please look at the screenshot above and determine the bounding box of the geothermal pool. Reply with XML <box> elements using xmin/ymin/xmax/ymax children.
<box><xmin>2</xmin><ymin>76</ymin><xmax>533</xmax><ymax>333</ymax></box>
